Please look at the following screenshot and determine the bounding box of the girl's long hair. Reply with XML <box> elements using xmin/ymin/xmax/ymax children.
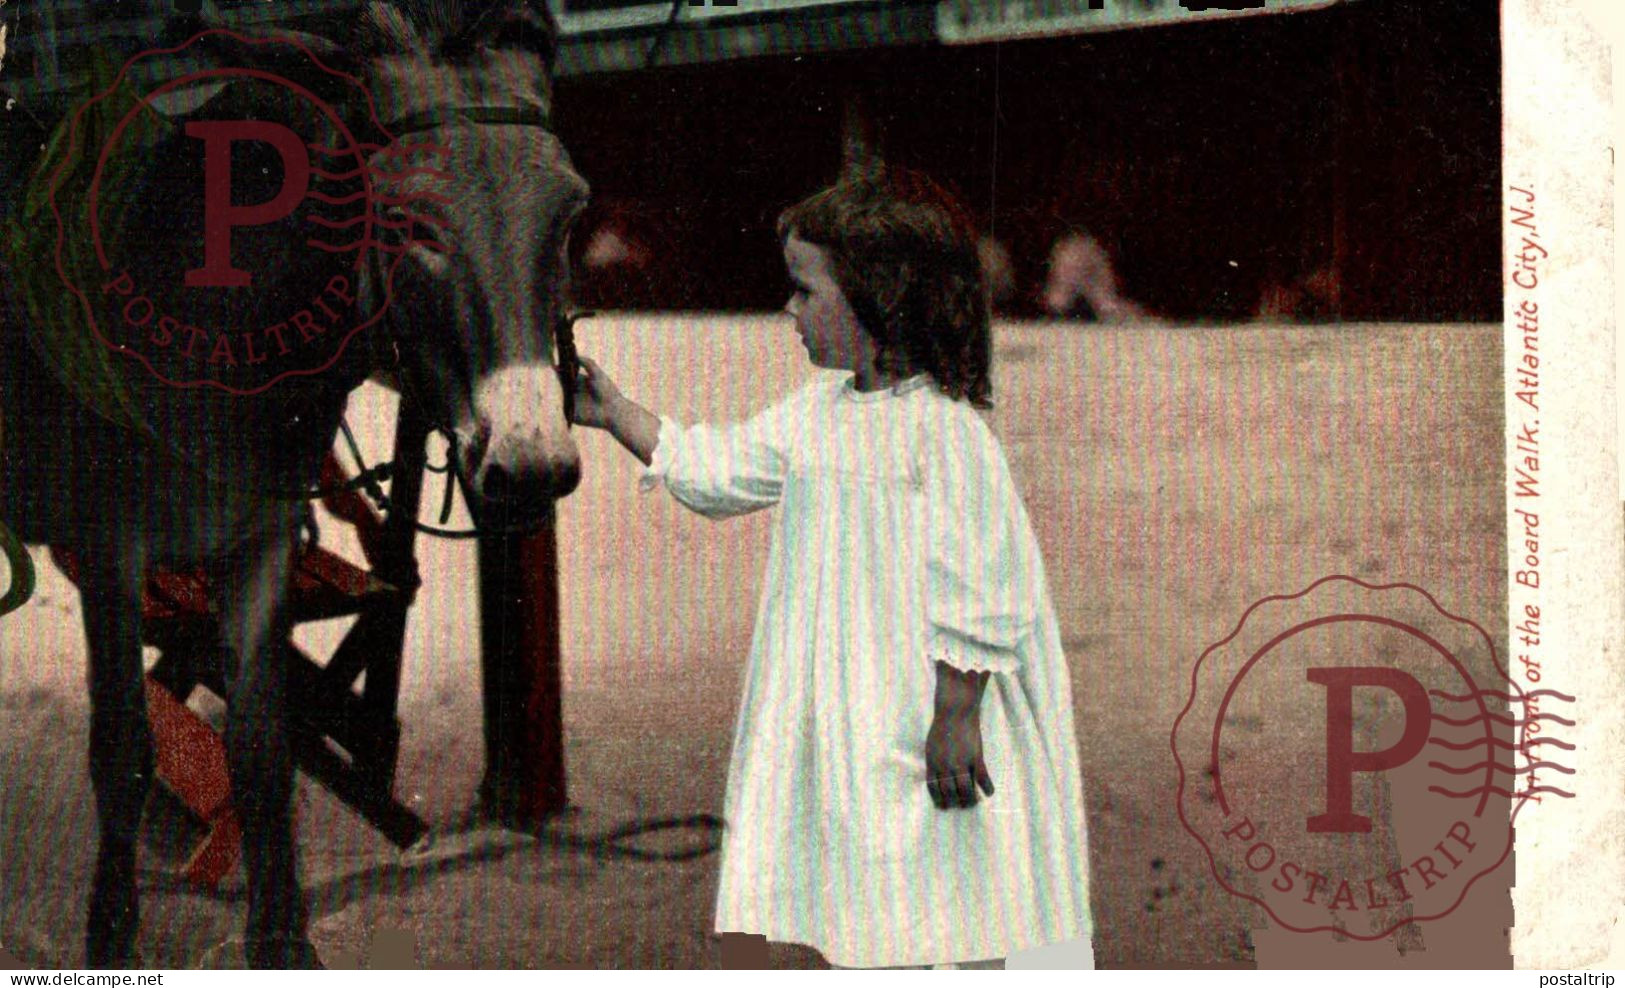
<box><xmin>778</xmin><ymin>167</ymin><xmax>993</xmax><ymax>408</ymax></box>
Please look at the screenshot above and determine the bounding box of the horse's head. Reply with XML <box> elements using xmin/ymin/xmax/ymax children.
<box><xmin>187</xmin><ymin>1</ymin><xmax>589</xmax><ymax>523</ymax></box>
<box><xmin>356</xmin><ymin>2</ymin><xmax>589</xmax><ymax>521</ymax></box>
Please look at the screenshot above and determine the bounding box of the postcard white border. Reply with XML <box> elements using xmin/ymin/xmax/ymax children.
<box><xmin>1506</xmin><ymin>0</ymin><xmax>1624</xmax><ymax>969</ymax></box>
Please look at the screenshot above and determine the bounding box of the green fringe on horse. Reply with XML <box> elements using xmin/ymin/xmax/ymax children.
<box><xmin>1</xmin><ymin>47</ymin><xmax>177</xmax><ymax>616</ymax></box>
<box><xmin>0</xmin><ymin>518</ymin><xmax>31</xmax><ymax>616</ymax></box>
<box><xmin>3</xmin><ymin>46</ymin><xmax>179</xmax><ymax>437</ymax></box>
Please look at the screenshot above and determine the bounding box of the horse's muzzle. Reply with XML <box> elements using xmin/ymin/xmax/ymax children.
<box><xmin>478</xmin><ymin>454</ymin><xmax>581</xmax><ymax>509</ymax></box>
<box><xmin>462</xmin><ymin>363</ymin><xmax>583</xmax><ymax>513</ymax></box>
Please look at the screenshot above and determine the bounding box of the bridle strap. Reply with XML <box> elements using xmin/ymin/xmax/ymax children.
<box><xmin>385</xmin><ymin>104</ymin><xmax>554</xmax><ymax>137</ymax></box>
<box><xmin>397</xmin><ymin>308</ymin><xmax>593</xmax><ymax>540</ymax></box>
<box><xmin>554</xmin><ymin>309</ymin><xmax>589</xmax><ymax>430</ymax></box>
<box><xmin>355</xmin><ymin>105</ymin><xmax>587</xmax><ymax>539</ymax></box>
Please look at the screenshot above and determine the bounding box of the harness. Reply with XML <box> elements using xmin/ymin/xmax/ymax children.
<box><xmin>349</xmin><ymin>103</ymin><xmax>588</xmax><ymax>540</ymax></box>
<box><xmin>0</xmin><ymin>95</ymin><xmax>587</xmax><ymax>621</ymax></box>
<box><xmin>148</xmin><ymin>103</ymin><xmax>587</xmax><ymax>539</ymax></box>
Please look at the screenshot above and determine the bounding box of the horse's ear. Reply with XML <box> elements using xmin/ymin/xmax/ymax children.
<box><xmin>841</xmin><ymin>91</ymin><xmax>886</xmax><ymax>184</ymax></box>
<box><xmin>464</xmin><ymin>1</ymin><xmax>559</xmax><ymax>66</ymax></box>
<box><xmin>144</xmin><ymin>78</ymin><xmax>233</xmax><ymax>119</ymax></box>
<box><xmin>163</xmin><ymin>10</ymin><xmax>358</xmax><ymax>81</ymax></box>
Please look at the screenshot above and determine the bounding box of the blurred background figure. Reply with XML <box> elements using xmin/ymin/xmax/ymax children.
<box><xmin>1255</xmin><ymin>264</ymin><xmax>1342</xmax><ymax>322</ymax></box>
<box><xmin>581</xmin><ymin>211</ymin><xmax>653</xmax><ymax>281</ymax></box>
<box><xmin>1040</xmin><ymin>229</ymin><xmax>1155</xmax><ymax>323</ymax></box>
<box><xmin>978</xmin><ymin>234</ymin><xmax>1017</xmax><ymax>315</ymax></box>
<box><xmin>570</xmin><ymin>197</ymin><xmax>691</xmax><ymax>311</ymax></box>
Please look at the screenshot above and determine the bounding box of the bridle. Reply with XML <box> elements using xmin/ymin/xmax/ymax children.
<box><xmin>16</xmin><ymin>92</ymin><xmax>585</xmax><ymax>539</ymax></box>
<box><xmin>349</xmin><ymin>103</ymin><xmax>588</xmax><ymax>540</ymax></box>
<box><xmin>0</xmin><ymin>94</ymin><xmax>591</xmax><ymax>621</ymax></box>
<box><xmin>199</xmin><ymin>103</ymin><xmax>585</xmax><ymax>540</ymax></box>
<box><xmin>366</xmin><ymin>311</ymin><xmax>589</xmax><ymax>542</ymax></box>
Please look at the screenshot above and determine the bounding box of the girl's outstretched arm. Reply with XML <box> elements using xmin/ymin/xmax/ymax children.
<box><xmin>585</xmin><ymin>357</ymin><xmax>808</xmax><ymax>518</ymax></box>
<box><xmin>573</xmin><ymin>356</ymin><xmax>661</xmax><ymax>465</ymax></box>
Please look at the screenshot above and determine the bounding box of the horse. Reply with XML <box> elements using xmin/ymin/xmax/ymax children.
<box><xmin>0</xmin><ymin>0</ymin><xmax>589</xmax><ymax>967</ymax></box>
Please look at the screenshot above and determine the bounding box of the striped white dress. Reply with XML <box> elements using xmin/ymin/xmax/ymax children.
<box><xmin>642</xmin><ymin>371</ymin><xmax>1093</xmax><ymax>969</ymax></box>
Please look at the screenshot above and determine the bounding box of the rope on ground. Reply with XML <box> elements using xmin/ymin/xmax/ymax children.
<box><xmin>135</xmin><ymin>813</ymin><xmax>726</xmax><ymax>904</ymax></box>
<box><xmin>416</xmin><ymin>811</ymin><xmax>727</xmax><ymax>865</ymax></box>
<box><xmin>551</xmin><ymin>813</ymin><xmax>725</xmax><ymax>862</ymax></box>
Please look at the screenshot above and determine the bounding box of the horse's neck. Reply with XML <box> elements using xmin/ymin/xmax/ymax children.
<box><xmin>202</xmin><ymin>359</ymin><xmax>375</xmax><ymax>491</ymax></box>
<box><xmin>0</xmin><ymin>315</ymin><xmax>372</xmax><ymax>496</ymax></box>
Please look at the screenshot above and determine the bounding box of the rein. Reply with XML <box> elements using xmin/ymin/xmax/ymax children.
<box><xmin>0</xmin><ymin>519</ymin><xmax>33</xmax><ymax>618</ymax></box>
<box><xmin>372</xmin><ymin>311</ymin><xmax>591</xmax><ymax>541</ymax></box>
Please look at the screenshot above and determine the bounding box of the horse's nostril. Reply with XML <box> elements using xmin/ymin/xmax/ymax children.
<box><xmin>481</xmin><ymin>459</ymin><xmax>578</xmax><ymax>507</ymax></box>
<box><xmin>553</xmin><ymin>460</ymin><xmax>582</xmax><ymax>498</ymax></box>
<box><xmin>482</xmin><ymin>463</ymin><xmax>515</xmax><ymax>503</ymax></box>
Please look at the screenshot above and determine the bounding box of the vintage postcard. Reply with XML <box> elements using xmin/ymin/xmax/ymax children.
<box><xmin>0</xmin><ymin>0</ymin><xmax>1617</xmax><ymax>971</ymax></box>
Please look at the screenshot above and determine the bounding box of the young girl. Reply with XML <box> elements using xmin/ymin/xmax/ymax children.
<box><xmin>571</xmin><ymin>170</ymin><xmax>1093</xmax><ymax>970</ymax></box>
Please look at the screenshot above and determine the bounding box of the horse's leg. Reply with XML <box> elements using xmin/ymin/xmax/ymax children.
<box><xmin>213</xmin><ymin>525</ymin><xmax>319</xmax><ymax>969</ymax></box>
<box><xmin>77</xmin><ymin>545</ymin><xmax>152</xmax><ymax>968</ymax></box>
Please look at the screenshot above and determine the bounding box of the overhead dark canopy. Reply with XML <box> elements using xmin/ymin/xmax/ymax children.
<box><xmin>552</xmin><ymin>0</ymin><xmax>1360</xmax><ymax>72</ymax></box>
<box><xmin>936</xmin><ymin>0</ymin><xmax>1355</xmax><ymax>43</ymax></box>
<box><xmin>3</xmin><ymin>0</ymin><xmax>1359</xmax><ymax>95</ymax></box>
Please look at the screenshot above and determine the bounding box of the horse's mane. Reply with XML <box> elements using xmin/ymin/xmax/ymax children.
<box><xmin>351</xmin><ymin>0</ymin><xmax>558</xmax><ymax>66</ymax></box>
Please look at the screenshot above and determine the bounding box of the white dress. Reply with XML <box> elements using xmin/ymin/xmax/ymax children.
<box><xmin>642</xmin><ymin>371</ymin><xmax>1093</xmax><ymax>969</ymax></box>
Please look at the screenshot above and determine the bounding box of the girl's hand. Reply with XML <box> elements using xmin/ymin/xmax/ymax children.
<box><xmin>571</xmin><ymin>356</ymin><xmax>625</xmax><ymax>430</ymax></box>
<box><xmin>926</xmin><ymin>661</ymin><xmax>996</xmax><ymax>810</ymax></box>
<box><xmin>570</xmin><ymin>356</ymin><xmax>663</xmax><ymax>466</ymax></box>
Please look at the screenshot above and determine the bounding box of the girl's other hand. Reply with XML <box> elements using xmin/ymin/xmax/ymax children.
<box><xmin>571</xmin><ymin>356</ymin><xmax>624</xmax><ymax>429</ymax></box>
<box><xmin>926</xmin><ymin>661</ymin><xmax>996</xmax><ymax>810</ymax></box>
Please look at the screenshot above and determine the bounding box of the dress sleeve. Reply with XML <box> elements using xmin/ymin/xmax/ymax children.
<box><xmin>922</xmin><ymin>404</ymin><xmax>1042</xmax><ymax>674</ymax></box>
<box><xmin>638</xmin><ymin>385</ymin><xmax>807</xmax><ymax>519</ymax></box>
